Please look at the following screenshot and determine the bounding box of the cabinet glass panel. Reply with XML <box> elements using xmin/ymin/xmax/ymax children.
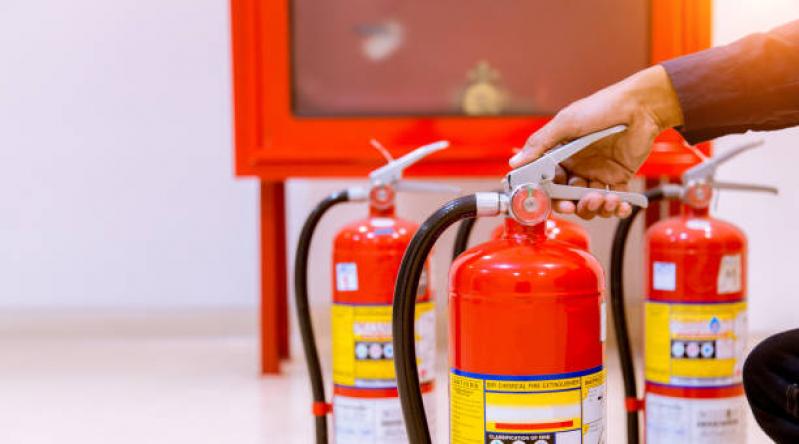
<box><xmin>291</xmin><ymin>0</ymin><xmax>649</xmax><ymax>117</ymax></box>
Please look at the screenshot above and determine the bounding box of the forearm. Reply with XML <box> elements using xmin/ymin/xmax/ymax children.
<box><xmin>661</xmin><ymin>19</ymin><xmax>799</xmax><ymax>144</ymax></box>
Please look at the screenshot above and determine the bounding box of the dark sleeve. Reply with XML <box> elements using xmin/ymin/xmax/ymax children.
<box><xmin>661</xmin><ymin>19</ymin><xmax>799</xmax><ymax>145</ymax></box>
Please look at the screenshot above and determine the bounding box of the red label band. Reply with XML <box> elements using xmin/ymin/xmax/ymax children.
<box><xmin>312</xmin><ymin>402</ymin><xmax>333</xmax><ymax>417</ymax></box>
<box><xmin>495</xmin><ymin>420</ymin><xmax>574</xmax><ymax>431</ymax></box>
<box><xmin>625</xmin><ymin>397</ymin><xmax>645</xmax><ymax>412</ymax></box>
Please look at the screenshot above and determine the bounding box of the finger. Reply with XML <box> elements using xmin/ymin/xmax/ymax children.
<box><xmin>554</xmin><ymin>200</ymin><xmax>576</xmax><ymax>214</ymax></box>
<box><xmin>599</xmin><ymin>193</ymin><xmax>621</xmax><ymax>218</ymax></box>
<box><xmin>510</xmin><ymin>112</ymin><xmax>577</xmax><ymax>168</ymax></box>
<box><xmin>555</xmin><ymin>176</ymin><xmax>588</xmax><ymax>217</ymax></box>
<box><xmin>554</xmin><ymin>165</ymin><xmax>567</xmax><ymax>184</ymax></box>
<box><xmin>588</xmin><ymin>180</ymin><xmax>606</xmax><ymax>190</ymax></box>
<box><xmin>606</xmin><ymin>183</ymin><xmax>636</xmax><ymax>217</ymax></box>
<box><xmin>610</xmin><ymin>182</ymin><xmax>629</xmax><ymax>192</ymax></box>
<box><xmin>575</xmin><ymin>192</ymin><xmax>603</xmax><ymax>220</ymax></box>
<box><xmin>575</xmin><ymin>203</ymin><xmax>597</xmax><ymax>220</ymax></box>
<box><xmin>616</xmin><ymin>202</ymin><xmax>633</xmax><ymax>218</ymax></box>
<box><xmin>568</xmin><ymin>175</ymin><xmax>588</xmax><ymax>188</ymax></box>
<box><xmin>585</xmin><ymin>181</ymin><xmax>611</xmax><ymax>218</ymax></box>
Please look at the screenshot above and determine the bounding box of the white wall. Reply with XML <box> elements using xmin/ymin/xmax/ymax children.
<box><xmin>0</xmin><ymin>1</ymin><xmax>259</xmax><ymax>308</ymax></box>
<box><xmin>0</xmin><ymin>0</ymin><xmax>797</xmax><ymax>339</ymax></box>
<box><xmin>712</xmin><ymin>1</ymin><xmax>799</xmax><ymax>333</ymax></box>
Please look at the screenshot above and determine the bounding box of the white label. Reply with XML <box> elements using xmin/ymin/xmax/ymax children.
<box><xmin>600</xmin><ymin>301</ymin><xmax>607</xmax><ymax>342</ymax></box>
<box><xmin>583</xmin><ymin>380</ymin><xmax>607</xmax><ymax>444</ymax></box>
<box><xmin>645</xmin><ymin>393</ymin><xmax>745</xmax><ymax>444</ymax></box>
<box><xmin>717</xmin><ymin>254</ymin><xmax>742</xmax><ymax>294</ymax></box>
<box><xmin>686</xmin><ymin>219</ymin><xmax>712</xmax><ymax>231</ymax></box>
<box><xmin>335</xmin><ymin>263</ymin><xmax>359</xmax><ymax>292</ymax></box>
<box><xmin>415</xmin><ymin>306</ymin><xmax>437</xmax><ymax>384</ymax></box>
<box><xmin>370</xmin><ymin>218</ymin><xmax>396</xmax><ymax>227</ymax></box>
<box><xmin>334</xmin><ymin>391</ymin><xmax>436</xmax><ymax>444</ymax></box>
<box><xmin>653</xmin><ymin>262</ymin><xmax>677</xmax><ymax>291</ymax></box>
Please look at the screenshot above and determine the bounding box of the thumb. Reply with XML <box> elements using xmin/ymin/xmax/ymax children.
<box><xmin>510</xmin><ymin>113</ymin><xmax>576</xmax><ymax>168</ymax></box>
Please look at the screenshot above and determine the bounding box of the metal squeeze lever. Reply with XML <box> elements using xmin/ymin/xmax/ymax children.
<box><xmin>369</xmin><ymin>141</ymin><xmax>449</xmax><ymax>185</ymax></box>
<box><xmin>500</xmin><ymin>125</ymin><xmax>648</xmax><ymax>225</ymax></box>
<box><xmin>348</xmin><ymin>141</ymin><xmax>460</xmax><ymax>203</ymax></box>
<box><xmin>680</xmin><ymin>139</ymin><xmax>778</xmax><ymax>208</ymax></box>
<box><xmin>681</xmin><ymin>140</ymin><xmax>763</xmax><ymax>184</ymax></box>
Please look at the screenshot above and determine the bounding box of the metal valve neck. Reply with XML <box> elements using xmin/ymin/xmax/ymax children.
<box><xmin>682</xmin><ymin>203</ymin><xmax>710</xmax><ymax>218</ymax></box>
<box><xmin>369</xmin><ymin>202</ymin><xmax>395</xmax><ymax>217</ymax></box>
<box><xmin>503</xmin><ymin>217</ymin><xmax>547</xmax><ymax>243</ymax></box>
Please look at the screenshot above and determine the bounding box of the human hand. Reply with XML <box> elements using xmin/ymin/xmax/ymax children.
<box><xmin>510</xmin><ymin>65</ymin><xmax>684</xmax><ymax>219</ymax></box>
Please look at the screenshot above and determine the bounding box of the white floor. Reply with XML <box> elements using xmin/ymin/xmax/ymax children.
<box><xmin>0</xmin><ymin>310</ymin><xmax>775</xmax><ymax>443</ymax></box>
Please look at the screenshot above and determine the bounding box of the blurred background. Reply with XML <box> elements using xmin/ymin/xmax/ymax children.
<box><xmin>1</xmin><ymin>0</ymin><xmax>798</xmax><ymax>443</ymax></box>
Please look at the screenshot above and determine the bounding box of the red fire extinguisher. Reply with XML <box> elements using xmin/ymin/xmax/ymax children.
<box><xmin>610</xmin><ymin>140</ymin><xmax>778</xmax><ymax>444</ymax></box>
<box><xmin>294</xmin><ymin>141</ymin><xmax>458</xmax><ymax>444</ymax></box>
<box><xmin>452</xmin><ymin>215</ymin><xmax>590</xmax><ymax>260</ymax></box>
<box><xmin>392</xmin><ymin>125</ymin><xmax>648</xmax><ymax>444</ymax></box>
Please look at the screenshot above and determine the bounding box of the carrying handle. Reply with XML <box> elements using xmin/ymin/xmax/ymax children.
<box><xmin>543</xmin><ymin>183</ymin><xmax>649</xmax><ymax>208</ymax></box>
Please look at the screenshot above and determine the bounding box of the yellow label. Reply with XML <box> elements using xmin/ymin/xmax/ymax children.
<box><xmin>332</xmin><ymin>302</ymin><xmax>434</xmax><ymax>388</ymax></box>
<box><xmin>645</xmin><ymin>302</ymin><xmax>672</xmax><ymax>384</ymax></box>
<box><xmin>450</xmin><ymin>367</ymin><xmax>606</xmax><ymax>444</ymax></box>
<box><xmin>645</xmin><ymin>301</ymin><xmax>747</xmax><ymax>386</ymax></box>
<box><xmin>450</xmin><ymin>373</ymin><xmax>484</xmax><ymax>444</ymax></box>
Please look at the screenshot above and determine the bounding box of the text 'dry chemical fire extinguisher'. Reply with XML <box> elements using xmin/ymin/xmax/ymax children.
<box><xmin>610</xmin><ymin>140</ymin><xmax>778</xmax><ymax>444</ymax></box>
<box><xmin>392</xmin><ymin>125</ymin><xmax>648</xmax><ymax>444</ymax></box>
<box><xmin>295</xmin><ymin>140</ymin><xmax>459</xmax><ymax>444</ymax></box>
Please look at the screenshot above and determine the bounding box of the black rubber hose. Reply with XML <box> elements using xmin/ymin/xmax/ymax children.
<box><xmin>294</xmin><ymin>190</ymin><xmax>350</xmax><ymax>444</ymax></box>
<box><xmin>610</xmin><ymin>187</ymin><xmax>666</xmax><ymax>444</ymax></box>
<box><xmin>393</xmin><ymin>195</ymin><xmax>479</xmax><ymax>444</ymax></box>
<box><xmin>452</xmin><ymin>217</ymin><xmax>477</xmax><ymax>260</ymax></box>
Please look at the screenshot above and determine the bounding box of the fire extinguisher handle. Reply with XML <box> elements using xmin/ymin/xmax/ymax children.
<box><xmin>394</xmin><ymin>180</ymin><xmax>462</xmax><ymax>194</ymax></box>
<box><xmin>682</xmin><ymin>139</ymin><xmax>765</xmax><ymax>183</ymax></box>
<box><xmin>369</xmin><ymin>140</ymin><xmax>450</xmax><ymax>185</ymax></box>
<box><xmin>504</xmin><ymin>125</ymin><xmax>627</xmax><ymax>192</ymax></box>
<box><xmin>699</xmin><ymin>139</ymin><xmax>764</xmax><ymax>171</ymax></box>
<box><xmin>543</xmin><ymin>183</ymin><xmax>649</xmax><ymax>208</ymax></box>
<box><xmin>708</xmin><ymin>180</ymin><xmax>779</xmax><ymax>195</ymax></box>
<box><xmin>545</xmin><ymin>124</ymin><xmax>627</xmax><ymax>164</ymax></box>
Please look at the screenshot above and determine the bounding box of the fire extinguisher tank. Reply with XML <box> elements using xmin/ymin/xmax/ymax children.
<box><xmin>333</xmin><ymin>204</ymin><xmax>429</xmax><ymax>305</ymax></box>
<box><xmin>448</xmin><ymin>218</ymin><xmax>608</xmax><ymax>444</ymax></box>
<box><xmin>646</xmin><ymin>207</ymin><xmax>747</xmax><ymax>303</ymax></box>
<box><xmin>490</xmin><ymin>216</ymin><xmax>591</xmax><ymax>251</ymax></box>
<box><xmin>331</xmin><ymin>202</ymin><xmax>436</xmax><ymax>442</ymax></box>
<box><xmin>644</xmin><ymin>205</ymin><xmax>748</xmax><ymax>443</ymax></box>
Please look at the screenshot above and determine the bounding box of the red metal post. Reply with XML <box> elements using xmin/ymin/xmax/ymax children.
<box><xmin>261</xmin><ymin>180</ymin><xmax>289</xmax><ymax>373</ymax></box>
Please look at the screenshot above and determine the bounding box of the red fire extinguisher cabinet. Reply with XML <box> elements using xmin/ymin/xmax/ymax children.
<box><xmin>229</xmin><ymin>0</ymin><xmax>713</xmax><ymax>373</ymax></box>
